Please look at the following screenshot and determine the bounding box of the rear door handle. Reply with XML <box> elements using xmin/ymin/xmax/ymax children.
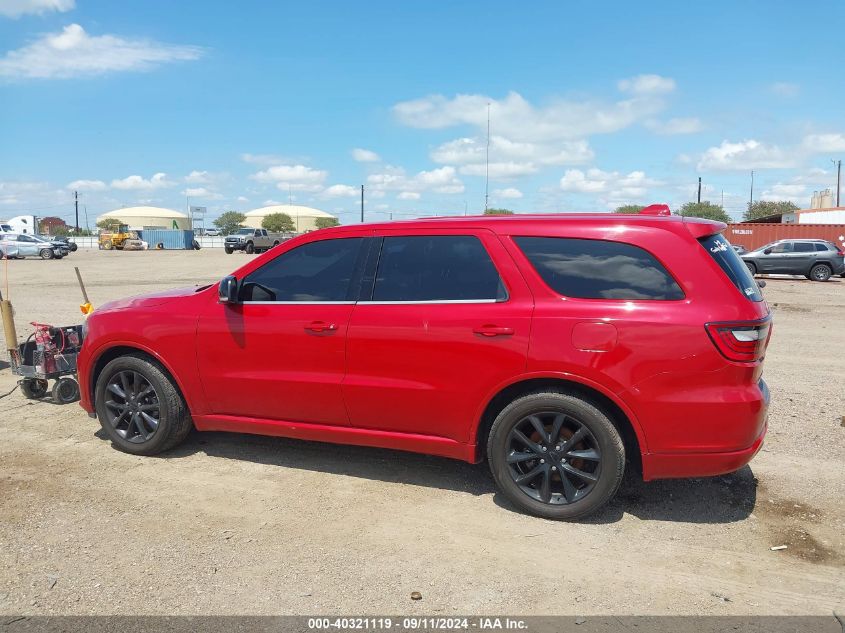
<box><xmin>473</xmin><ymin>325</ymin><xmax>514</xmax><ymax>337</ymax></box>
<box><xmin>305</xmin><ymin>321</ymin><xmax>338</xmax><ymax>333</ymax></box>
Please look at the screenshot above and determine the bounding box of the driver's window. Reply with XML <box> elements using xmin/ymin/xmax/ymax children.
<box><xmin>19</xmin><ymin>235</ymin><xmax>34</xmax><ymax>243</ymax></box>
<box><xmin>239</xmin><ymin>237</ymin><xmax>365</xmax><ymax>302</ymax></box>
<box><xmin>771</xmin><ymin>242</ymin><xmax>792</xmax><ymax>254</ymax></box>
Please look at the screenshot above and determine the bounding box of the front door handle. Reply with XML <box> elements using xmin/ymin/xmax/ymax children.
<box><xmin>473</xmin><ymin>325</ymin><xmax>514</xmax><ymax>337</ymax></box>
<box><xmin>305</xmin><ymin>321</ymin><xmax>338</xmax><ymax>333</ymax></box>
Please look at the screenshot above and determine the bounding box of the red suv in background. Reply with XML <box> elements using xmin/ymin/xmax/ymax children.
<box><xmin>77</xmin><ymin>212</ymin><xmax>771</xmax><ymax>520</ymax></box>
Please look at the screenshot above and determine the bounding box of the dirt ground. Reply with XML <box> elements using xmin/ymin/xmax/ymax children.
<box><xmin>0</xmin><ymin>249</ymin><xmax>843</xmax><ymax>616</ymax></box>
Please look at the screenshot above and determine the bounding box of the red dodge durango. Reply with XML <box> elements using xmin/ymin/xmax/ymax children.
<box><xmin>78</xmin><ymin>211</ymin><xmax>771</xmax><ymax>519</ymax></box>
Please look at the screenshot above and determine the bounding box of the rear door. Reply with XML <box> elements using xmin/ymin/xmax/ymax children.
<box><xmin>342</xmin><ymin>229</ymin><xmax>533</xmax><ymax>443</ymax></box>
<box><xmin>789</xmin><ymin>241</ymin><xmax>816</xmax><ymax>273</ymax></box>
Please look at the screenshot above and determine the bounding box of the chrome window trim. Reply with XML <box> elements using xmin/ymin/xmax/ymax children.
<box><xmin>357</xmin><ymin>299</ymin><xmax>501</xmax><ymax>305</ymax></box>
<box><xmin>239</xmin><ymin>301</ymin><xmax>357</xmax><ymax>305</ymax></box>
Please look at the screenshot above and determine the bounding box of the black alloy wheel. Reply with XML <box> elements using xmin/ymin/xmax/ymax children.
<box><xmin>103</xmin><ymin>370</ymin><xmax>161</xmax><ymax>443</ymax></box>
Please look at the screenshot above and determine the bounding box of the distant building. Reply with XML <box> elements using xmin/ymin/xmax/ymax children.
<box><xmin>243</xmin><ymin>204</ymin><xmax>337</xmax><ymax>232</ymax></box>
<box><xmin>97</xmin><ymin>206</ymin><xmax>191</xmax><ymax>231</ymax></box>
<box><xmin>810</xmin><ymin>189</ymin><xmax>835</xmax><ymax>209</ymax></box>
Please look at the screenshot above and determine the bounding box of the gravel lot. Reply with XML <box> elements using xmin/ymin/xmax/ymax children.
<box><xmin>0</xmin><ymin>249</ymin><xmax>843</xmax><ymax>616</ymax></box>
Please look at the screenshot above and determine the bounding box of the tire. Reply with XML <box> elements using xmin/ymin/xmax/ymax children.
<box><xmin>52</xmin><ymin>377</ymin><xmax>79</xmax><ymax>404</ymax></box>
<box><xmin>70</xmin><ymin>243</ymin><xmax>78</xmax><ymax>252</ymax></box>
<box><xmin>245</xmin><ymin>241</ymin><xmax>255</xmax><ymax>254</ymax></box>
<box><xmin>224</xmin><ymin>246</ymin><xmax>233</xmax><ymax>254</ymax></box>
<box><xmin>192</xmin><ymin>240</ymin><xmax>201</xmax><ymax>251</ymax></box>
<box><xmin>39</xmin><ymin>248</ymin><xmax>54</xmax><ymax>260</ymax></box>
<box><xmin>745</xmin><ymin>262</ymin><xmax>756</xmax><ymax>276</ymax></box>
<box><xmin>103</xmin><ymin>241</ymin><xmax>114</xmax><ymax>251</ymax></box>
<box><xmin>809</xmin><ymin>263</ymin><xmax>832</xmax><ymax>282</ymax></box>
<box><xmin>487</xmin><ymin>391</ymin><xmax>625</xmax><ymax>521</ymax></box>
<box><xmin>273</xmin><ymin>240</ymin><xmax>280</xmax><ymax>247</ymax></box>
<box><xmin>95</xmin><ymin>354</ymin><xmax>193</xmax><ymax>455</ymax></box>
<box><xmin>20</xmin><ymin>378</ymin><xmax>49</xmax><ymax>399</ymax></box>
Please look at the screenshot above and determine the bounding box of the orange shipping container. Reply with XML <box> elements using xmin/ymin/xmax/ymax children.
<box><xmin>724</xmin><ymin>223</ymin><xmax>845</xmax><ymax>251</ymax></box>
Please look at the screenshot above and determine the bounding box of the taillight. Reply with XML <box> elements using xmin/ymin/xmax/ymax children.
<box><xmin>705</xmin><ymin>319</ymin><xmax>772</xmax><ymax>362</ymax></box>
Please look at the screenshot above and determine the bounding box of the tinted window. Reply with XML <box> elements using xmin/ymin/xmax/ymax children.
<box><xmin>793</xmin><ymin>242</ymin><xmax>815</xmax><ymax>253</ymax></box>
<box><xmin>698</xmin><ymin>234</ymin><xmax>763</xmax><ymax>302</ymax></box>
<box><xmin>514</xmin><ymin>237</ymin><xmax>683</xmax><ymax>300</ymax></box>
<box><xmin>815</xmin><ymin>242</ymin><xmax>831</xmax><ymax>252</ymax></box>
<box><xmin>372</xmin><ymin>235</ymin><xmax>504</xmax><ymax>301</ymax></box>
<box><xmin>240</xmin><ymin>238</ymin><xmax>364</xmax><ymax>302</ymax></box>
<box><xmin>771</xmin><ymin>242</ymin><xmax>792</xmax><ymax>253</ymax></box>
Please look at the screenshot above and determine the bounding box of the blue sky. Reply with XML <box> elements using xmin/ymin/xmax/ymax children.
<box><xmin>1</xmin><ymin>0</ymin><xmax>844</xmax><ymax>227</ymax></box>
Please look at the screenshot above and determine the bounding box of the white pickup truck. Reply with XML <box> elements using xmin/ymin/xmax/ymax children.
<box><xmin>223</xmin><ymin>228</ymin><xmax>291</xmax><ymax>254</ymax></box>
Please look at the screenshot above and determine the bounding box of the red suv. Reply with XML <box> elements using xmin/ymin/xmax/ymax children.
<box><xmin>77</xmin><ymin>212</ymin><xmax>771</xmax><ymax>519</ymax></box>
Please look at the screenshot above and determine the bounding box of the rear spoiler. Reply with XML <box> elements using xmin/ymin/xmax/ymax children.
<box><xmin>638</xmin><ymin>203</ymin><xmax>727</xmax><ymax>238</ymax></box>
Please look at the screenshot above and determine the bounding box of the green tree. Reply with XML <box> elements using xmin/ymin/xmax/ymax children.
<box><xmin>314</xmin><ymin>216</ymin><xmax>340</xmax><ymax>229</ymax></box>
<box><xmin>213</xmin><ymin>211</ymin><xmax>247</xmax><ymax>235</ymax></box>
<box><xmin>613</xmin><ymin>204</ymin><xmax>645</xmax><ymax>214</ymax></box>
<box><xmin>262</xmin><ymin>212</ymin><xmax>295</xmax><ymax>233</ymax></box>
<box><xmin>484</xmin><ymin>208</ymin><xmax>514</xmax><ymax>215</ymax></box>
<box><xmin>744</xmin><ymin>200</ymin><xmax>799</xmax><ymax>222</ymax></box>
<box><xmin>96</xmin><ymin>217</ymin><xmax>124</xmax><ymax>231</ymax></box>
<box><xmin>677</xmin><ymin>201</ymin><xmax>732</xmax><ymax>223</ymax></box>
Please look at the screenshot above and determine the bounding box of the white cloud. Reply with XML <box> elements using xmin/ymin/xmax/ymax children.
<box><xmin>240</xmin><ymin>153</ymin><xmax>289</xmax><ymax>165</ymax></box>
<box><xmin>184</xmin><ymin>170</ymin><xmax>212</xmax><ymax>184</ymax></box>
<box><xmin>323</xmin><ymin>184</ymin><xmax>359</xmax><ymax>198</ymax></box>
<box><xmin>236</xmin><ymin>196</ymin><xmax>249</xmax><ymax>203</ymax></box>
<box><xmin>802</xmin><ymin>133</ymin><xmax>845</xmax><ymax>153</ymax></box>
<box><xmin>397</xmin><ymin>192</ymin><xmax>420</xmax><ymax>200</ymax></box>
<box><xmin>66</xmin><ymin>178</ymin><xmax>106</xmax><ymax>191</ymax></box>
<box><xmin>697</xmin><ymin>139</ymin><xmax>796</xmax><ymax>171</ymax></box>
<box><xmin>111</xmin><ymin>172</ymin><xmax>173</xmax><ymax>190</ymax></box>
<box><xmin>770</xmin><ymin>82</ymin><xmax>799</xmax><ymax>97</ymax></box>
<box><xmin>760</xmin><ymin>183</ymin><xmax>807</xmax><ymax>203</ymax></box>
<box><xmin>250</xmin><ymin>164</ymin><xmax>327</xmax><ymax>192</ymax></box>
<box><xmin>560</xmin><ymin>168</ymin><xmax>660</xmax><ymax>199</ymax></box>
<box><xmin>493</xmin><ymin>187</ymin><xmax>523</xmax><ymax>199</ymax></box>
<box><xmin>367</xmin><ymin>165</ymin><xmax>464</xmax><ymax>195</ymax></box>
<box><xmin>0</xmin><ymin>0</ymin><xmax>74</xmax><ymax>18</ymax></box>
<box><xmin>183</xmin><ymin>187</ymin><xmax>216</xmax><ymax>198</ymax></box>
<box><xmin>0</xmin><ymin>180</ymin><xmax>63</xmax><ymax>206</ymax></box>
<box><xmin>394</xmin><ymin>82</ymin><xmax>668</xmax><ymax>180</ymax></box>
<box><xmin>646</xmin><ymin>117</ymin><xmax>703</xmax><ymax>135</ymax></box>
<box><xmin>431</xmin><ymin>136</ymin><xmax>593</xmax><ymax>177</ymax></box>
<box><xmin>351</xmin><ymin>148</ymin><xmax>380</xmax><ymax>162</ymax></box>
<box><xmin>0</xmin><ymin>23</ymin><xmax>203</xmax><ymax>80</ymax></box>
<box><xmin>617</xmin><ymin>74</ymin><xmax>676</xmax><ymax>95</ymax></box>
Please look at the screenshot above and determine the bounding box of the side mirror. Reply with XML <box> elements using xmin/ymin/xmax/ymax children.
<box><xmin>757</xmin><ymin>279</ymin><xmax>766</xmax><ymax>288</ymax></box>
<box><xmin>218</xmin><ymin>275</ymin><xmax>239</xmax><ymax>304</ymax></box>
<box><xmin>763</xmin><ymin>248</ymin><xmax>772</xmax><ymax>255</ymax></box>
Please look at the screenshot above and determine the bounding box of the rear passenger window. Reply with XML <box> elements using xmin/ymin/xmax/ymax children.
<box><xmin>514</xmin><ymin>237</ymin><xmax>684</xmax><ymax>300</ymax></box>
<box><xmin>372</xmin><ymin>235</ymin><xmax>505</xmax><ymax>301</ymax></box>
<box><xmin>815</xmin><ymin>243</ymin><xmax>830</xmax><ymax>252</ymax></box>
<box><xmin>793</xmin><ymin>243</ymin><xmax>815</xmax><ymax>253</ymax></box>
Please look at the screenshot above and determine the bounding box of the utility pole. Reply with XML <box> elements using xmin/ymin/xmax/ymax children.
<box><xmin>697</xmin><ymin>177</ymin><xmax>702</xmax><ymax>203</ymax></box>
<box><xmin>484</xmin><ymin>102</ymin><xmax>490</xmax><ymax>213</ymax></box>
<box><xmin>74</xmin><ymin>190</ymin><xmax>79</xmax><ymax>232</ymax></box>
<box><xmin>749</xmin><ymin>170</ymin><xmax>754</xmax><ymax>211</ymax></box>
<box><xmin>832</xmin><ymin>159</ymin><xmax>841</xmax><ymax>207</ymax></box>
<box><xmin>360</xmin><ymin>185</ymin><xmax>364</xmax><ymax>223</ymax></box>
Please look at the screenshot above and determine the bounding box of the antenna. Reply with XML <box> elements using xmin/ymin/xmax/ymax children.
<box><xmin>484</xmin><ymin>102</ymin><xmax>491</xmax><ymax>213</ymax></box>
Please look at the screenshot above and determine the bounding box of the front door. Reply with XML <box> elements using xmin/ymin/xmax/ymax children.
<box><xmin>760</xmin><ymin>241</ymin><xmax>793</xmax><ymax>273</ymax></box>
<box><xmin>196</xmin><ymin>236</ymin><xmax>368</xmax><ymax>425</ymax></box>
<box><xmin>343</xmin><ymin>230</ymin><xmax>533</xmax><ymax>444</ymax></box>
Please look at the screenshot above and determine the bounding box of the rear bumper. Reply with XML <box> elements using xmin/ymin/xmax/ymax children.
<box><xmin>642</xmin><ymin>420</ymin><xmax>766</xmax><ymax>480</ymax></box>
<box><xmin>641</xmin><ymin>379</ymin><xmax>769</xmax><ymax>480</ymax></box>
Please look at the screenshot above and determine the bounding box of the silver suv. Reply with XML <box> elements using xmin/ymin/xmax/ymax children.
<box><xmin>741</xmin><ymin>239</ymin><xmax>845</xmax><ymax>281</ymax></box>
<box><xmin>0</xmin><ymin>233</ymin><xmax>67</xmax><ymax>260</ymax></box>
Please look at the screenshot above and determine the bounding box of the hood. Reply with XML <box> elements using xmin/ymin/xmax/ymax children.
<box><xmin>97</xmin><ymin>285</ymin><xmax>205</xmax><ymax>312</ymax></box>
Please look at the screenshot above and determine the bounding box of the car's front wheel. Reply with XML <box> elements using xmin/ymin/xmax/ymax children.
<box><xmin>488</xmin><ymin>391</ymin><xmax>625</xmax><ymax>520</ymax></box>
<box><xmin>39</xmin><ymin>248</ymin><xmax>54</xmax><ymax>260</ymax></box>
<box><xmin>245</xmin><ymin>241</ymin><xmax>255</xmax><ymax>254</ymax></box>
<box><xmin>95</xmin><ymin>354</ymin><xmax>193</xmax><ymax>455</ymax></box>
<box><xmin>809</xmin><ymin>263</ymin><xmax>832</xmax><ymax>281</ymax></box>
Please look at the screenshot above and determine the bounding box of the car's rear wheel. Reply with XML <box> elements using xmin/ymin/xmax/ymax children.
<box><xmin>95</xmin><ymin>354</ymin><xmax>193</xmax><ymax>455</ymax></box>
<box><xmin>809</xmin><ymin>263</ymin><xmax>832</xmax><ymax>281</ymax></box>
<box><xmin>745</xmin><ymin>261</ymin><xmax>757</xmax><ymax>276</ymax></box>
<box><xmin>488</xmin><ymin>391</ymin><xmax>625</xmax><ymax>520</ymax></box>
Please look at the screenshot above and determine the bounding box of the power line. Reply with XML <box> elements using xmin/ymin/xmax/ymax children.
<box><xmin>484</xmin><ymin>102</ymin><xmax>490</xmax><ymax>213</ymax></box>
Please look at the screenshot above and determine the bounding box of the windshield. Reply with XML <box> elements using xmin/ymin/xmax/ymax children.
<box><xmin>698</xmin><ymin>234</ymin><xmax>763</xmax><ymax>302</ymax></box>
<box><xmin>236</xmin><ymin>228</ymin><xmax>253</xmax><ymax>235</ymax></box>
<box><xmin>752</xmin><ymin>241</ymin><xmax>778</xmax><ymax>253</ymax></box>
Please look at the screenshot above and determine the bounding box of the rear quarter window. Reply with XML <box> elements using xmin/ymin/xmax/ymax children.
<box><xmin>699</xmin><ymin>234</ymin><xmax>762</xmax><ymax>302</ymax></box>
<box><xmin>513</xmin><ymin>236</ymin><xmax>684</xmax><ymax>300</ymax></box>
